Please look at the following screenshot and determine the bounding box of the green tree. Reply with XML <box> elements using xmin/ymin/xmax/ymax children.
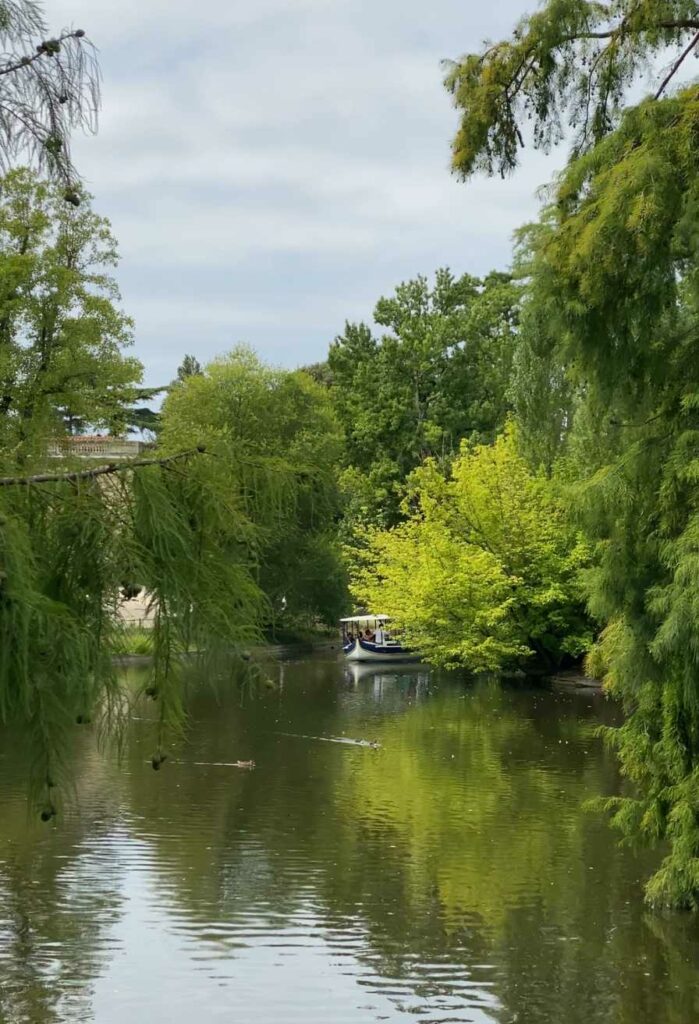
<box><xmin>0</xmin><ymin>168</ymin><xmax>142</xmax><ymax>461</ymax></box>
<box><xmin>328</xmin><ymin>267</ymin><xmax>520</xmax><ymax>524</ymax></box>
<box><xmin>521</xmin><ymin>93</ymin><xmax>699</xmax><ymax>908</ymax></box>
<box><xmin>176</xmin><ymin>354</ymin><xmax>203</xmax><ymax>382</ymax></box>
<box><xmin>446</xmin><ymin>3</ymin><xmax>699</xmax><ymax>907</ymax></box>
<box><xmin>0</xmin><ymin>443</ymin><xmax>269</xmax><ymax>816</ymax></box>
<box><xmin>351</xmin><ymin>427</ymin><xmax>591</xmax><ymax>671</ymax></box>
<box><xmin>0</xmin><ymin>228</ymin><xmax>329</xmax><ymax>809</ymax></box>
<box><xmin>444</xmin><ymin>0</ymin><xmax>699</xmax><ymax>180</ymax></box>
<box><xmin>507</xmin><ymin>224</ymin><xmax>578</xmax><ymax>475</ymax></box>
<box><xmin>124</xmin><ymin>385</ymin><xmax>167</xmax><ymax>439</ymax></box>
<box><xmin>0</xmin><ymin>221</ymin><xmax>346</xmax><ymax>811</ymax></box>
<box><xmin>159</xmin><ymin>347</ymin><xmax>347</xmax><ymax>629</ymax></box>
<box><xmin>299</xmin><ymin>360</ymin><xmax>333</xmax><ymax>388</ymax></box>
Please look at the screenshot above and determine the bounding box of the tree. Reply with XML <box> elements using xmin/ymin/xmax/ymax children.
<box><xmin>159</xmin><ymin>348</ymin><xmax>347</xmax><ymax>629</ymax></box>
<box><xmin>0</xmin><ymin>444</ymin><xmax>268</xmax><ymax>817</ymax></box>
<box><xmin>444</xmin><ymin>0</ymin><xmax>699</xmax><ymax>180</ymax></box>
<box><xmin>0</xmin><ymin>168</ymin><xmax>142</xmax><ymax>461</ymax></box>
<box><xmin>351</xmin><ymin>427</ymin><xmax>591</xmax><ymax>671</ymax></box>
<box><xmin>301</xmin><ymin>360</ymin><xmax>333</xmax><ymax>389</ymax></box>
<box><xmin>0</xmin><ymin>338</ymin><xmax>352</xmax><ymax>813</ymax></box>
<box><xmin>508</xmin><ymin>223</ymin><xmax>578</xmax><ymax>475</ymax></box>
<box><xmin>0</xmin><ymin>234</ymin><xmax>344</xmax><ymax>810</ymax></box>
<box><xmin>446</xmin><ymin>3</ymin><xmax>699</xmax><ymax>907</ymax></box>
<box><xmin>328</xmin><ymin>268</ymin><xmax>520</xmax><ymax>525</ymax></box>
<box><xmin>124</xmin><ymin>385</ymin><xmax>167</xmax><ymax>439</ymax></box>
<box><xmin>0</xmin><ymin>2</ymin><xmax>99</xmax><ymax>191</ymax></box>
<box><xmin>516</xmin><ymin>92</ymin><xmax>699</xmax><ymax>908</ymax></box>
<box><xmin>176</xmin><ymin>354</ymin><xmax>203</xmax><ymax>382</ymax></box>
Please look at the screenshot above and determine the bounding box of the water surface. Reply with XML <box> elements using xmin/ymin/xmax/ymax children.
<box><xmin>1</xmin><ymin>655</ymin><xmax>698</xmax><ymax>1024</ymax></box>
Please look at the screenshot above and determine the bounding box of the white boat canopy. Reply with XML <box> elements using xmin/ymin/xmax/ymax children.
<box><xmin>340</xmin><ymin>614</ymin><xmax>390</xmax><ymax>624</ymax></box>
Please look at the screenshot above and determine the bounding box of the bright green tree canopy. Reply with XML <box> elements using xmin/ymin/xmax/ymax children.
<box><xmin>352</xmin><ymin>427</ymin><xmax>591</xmax><ymax>671</ymax></box>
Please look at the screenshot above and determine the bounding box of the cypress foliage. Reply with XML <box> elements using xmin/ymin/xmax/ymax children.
<box><xmin>513</xmin><ymin>91</ymin><xmax>699</xmax><ymax>907</ymax></box>
<box><xmin>443</xmin><ymin>0</ymin><xmax>699</xmax><ymax>905</ymax></box>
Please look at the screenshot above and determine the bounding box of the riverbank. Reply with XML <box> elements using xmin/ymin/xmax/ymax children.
<box><xmin>114</xmin><ymin>626</ymin><xmax>340</xmax><ymax>664</ymax></box>
<box><xmin>114</xmin><ymin>634</ymin><xmax>605</xmax><ymax>699</ymax></box>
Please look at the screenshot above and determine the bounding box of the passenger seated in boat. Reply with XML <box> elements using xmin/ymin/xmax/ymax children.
<box><xmin>363</xmin><ymin>628</ymin><xmax>375</xmax><ymax>642</ymax></box>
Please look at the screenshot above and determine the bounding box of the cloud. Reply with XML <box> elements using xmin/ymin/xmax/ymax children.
<box><xmin>45</xmin><ymin>0</ymin><xmax>561</xmax><ymax>385</ymax></box>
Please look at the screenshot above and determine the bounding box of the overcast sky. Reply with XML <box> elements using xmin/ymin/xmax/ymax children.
<box><xmin>47</xmin><ymin>0</ymin><xmax>564</xmax><ymax>387</ymax></box>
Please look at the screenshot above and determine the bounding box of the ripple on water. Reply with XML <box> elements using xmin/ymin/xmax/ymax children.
<box><xmin>1</xmin><ymin>662</ymin><xmax>699</xmax><ymax>1023</ymax></box>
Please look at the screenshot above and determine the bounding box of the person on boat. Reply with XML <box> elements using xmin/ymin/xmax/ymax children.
<box><xmin>374</xmin><ymin>624</ymin><xmax>385</xmax><ymax>645</ymax></box>
<box><xmin>363</xmin><ymin>627</ymin><xmax>375</xmax><ymax>642</ymax></box>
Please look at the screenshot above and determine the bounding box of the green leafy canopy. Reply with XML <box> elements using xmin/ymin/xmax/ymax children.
<box><xmin>329</xmin><ymin>268</ymin><xmax>521</xmax><ymax>527</ymax></box>
<box><xmin>351</xmin><ymin>427</ymin><xmax>592</xmax><ymax>672</ymax></box>
<box><xmin>456</xmin><ymin>1</ymin><xmax>699</xmax><ymax>906</ymax></box>
<box><xmin>445</xmin><ymin>1</ymin><xmax>699</xmax><ymax>179</ymax></box>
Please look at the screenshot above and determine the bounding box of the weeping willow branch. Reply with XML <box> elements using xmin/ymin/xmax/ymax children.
<box><xmin>0</xmin><ymin>446</ymin><xmax>207</xmax><ymax>487</ymax></box>
<box><xmin>0</xmin><ymin>437</ymin><xmax>267</xmax><ymax>812</ymax></box>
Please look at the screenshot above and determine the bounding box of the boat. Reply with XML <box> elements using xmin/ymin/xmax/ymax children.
<box><xmin>340</xmin><ymin>614</ymin><xmax>420</xmax><ymax>663</ymax></box>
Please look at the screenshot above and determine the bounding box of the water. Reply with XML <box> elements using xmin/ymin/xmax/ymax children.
<box><xmin>1</xmin><ymin>655</ymin><xmax>699</xmax><ymax>1024</ymax></box>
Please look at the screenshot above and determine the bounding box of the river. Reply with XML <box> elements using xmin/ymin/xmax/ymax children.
<box><xmin>1</xmin><ymin>654</ymin><xmax>698</xmax><ymax>1024</ymax></box>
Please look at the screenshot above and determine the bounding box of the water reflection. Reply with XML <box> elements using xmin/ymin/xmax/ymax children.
<box><xmin>342</xmin><ymin>661</ymin><xmax>432</xmax><ymax>703</ymax></box>
<box><xmin>1</xmin><ymin>657</ymin><xmax>699</xmax><ymax>1023</ymax></box>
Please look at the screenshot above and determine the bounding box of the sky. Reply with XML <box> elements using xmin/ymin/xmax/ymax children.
<box><xmin>46</xmin><ymin>0</ymin><xmax>566</xmax><ymax>388</ymax></box>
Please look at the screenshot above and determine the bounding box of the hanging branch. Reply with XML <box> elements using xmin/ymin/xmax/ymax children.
<box><xmin>445</xmin><ymin>1</ymin><xmax>699</xmax><ymax>180</ymax></box>
<box><xmin>0</xmin><ymin>446</ymin><xmax>207</xmax><ymax>487</ymax></box>
<box><xmin>655</xmin><ymin>29</ymin><xmax>699</xmax><ymax>99</ymax></box>
<box><xmin>0</xmin><ymin>3</ymin><xmax>100</xmax><ymax>191</ymax></box>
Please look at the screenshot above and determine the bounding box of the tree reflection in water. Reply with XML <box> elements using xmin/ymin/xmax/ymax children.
<box><xmin>1</xmin><ymin>657</ymin><xmax>699</xmax><ymax>1024</ymax></box>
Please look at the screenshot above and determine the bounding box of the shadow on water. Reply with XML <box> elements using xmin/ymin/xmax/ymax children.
<box><xmin>1</xmin><ymin>655</ymin><xmax>699</xmax><ymax>1024</ymax></box>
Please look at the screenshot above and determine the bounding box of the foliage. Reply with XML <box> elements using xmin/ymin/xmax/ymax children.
<box><xmin>0</xmin><ymin>168</ymin><xmax>142</xmax><ymax>459</ymax></box>
<box><xmin>494</xmin><ymin>83</ymin><xmax>699</xmax><ymax>907</ymax></box>
<box><xmin>0</xmin><ymin>2</ymin><xmax>99</xmax><ymax>189</ymax></box>
<box><xmin>118</xmin><ymin>627</ymin><xmax>154</xmax><ymax>656</ymax></box>
<box><xmin>0</xmin><ymin>340</ymin><xmax>349</xmax><ymax>810</ymax></box>
<box><xmin>0</xmin><ymin>196</ymin><xmax>347</xmax><ymax>812</ymax></box>
<box><xmin>444</xmin><ymin>0</ymin><xmax>699</xmax><ymax>179</ymax></box>
<box><xmin>351</xmin><ymin>427</ymin><xmax>591</xmax><ymax>671</ymax></box>
<box><xmin>507</xmin><ymin>222</ymin><xmax>579</xmax><ymax>475</ymax></box>
<box><xmin>444</xmin><ymin>0</ymin><xmax>699</xmax><ymax>906</ymax></box>
<box><xmin>159</xmin><ymin>347</ymin><xmax>347</xmax><ymax>628</ymax></box>
<box><xmin>176</xmin><ymin>353</ymin><xmax>203</xmax><ymax>381</ymax></box>
<box><xmin>125</xmin><ymin>386</ymin><xmax>166</xmax><ymax>439</ymax></box>
<box><xmin>0</xmin><ymin>447</ymin><xmax>267</xmax><ymax>814</ymax></box>
<box><xmin>328</xmin><ymin>267</ymin><xmax>520</xmax><ymax>525</ymax></box>
<box><xmin>301</xmin><ymin>360</ymin><xmax>333</xmax><ymax>388</ymax></box>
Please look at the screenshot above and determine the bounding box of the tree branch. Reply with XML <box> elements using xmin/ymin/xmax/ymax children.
<box><xmin>657</xmin><ymin>20</ymin><xmax>699</xmax><ymax>32</ymax></box>
<box><xmin>655</xmin><ymin>29</ymin><xmax>699</xmax><ymax>99</ymax></box>
<box><xmin>0</xmin><ymin>29</ymin><xmax>87</xmax><ymax>78</ymax></box>
<box><xmin>560</xmin><ymin>20</ymin><xmax>699</xmax><ymax>43</ymax></box>
<box><xmin>0</xmin><ymin>446</ymin><xmax>207</xmax><ymax>487</ymax></box>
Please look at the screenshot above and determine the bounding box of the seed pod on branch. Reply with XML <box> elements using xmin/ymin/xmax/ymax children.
<box><xmin>0</xmin><ymin>10</ymin><xmax>100</xmax><ymax>186</ymax></box>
